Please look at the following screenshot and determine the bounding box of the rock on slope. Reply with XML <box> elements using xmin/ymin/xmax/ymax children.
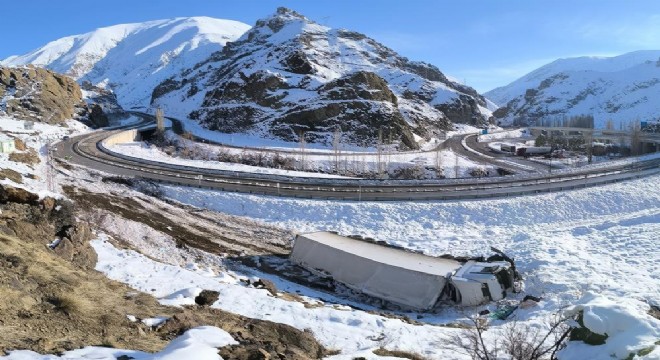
<box><xmin>0</xmin><ymin>66</ymin><xmax>84</xmax><ymax>123</ymax></box>
<box><xmin>152</xmin><ymin>8</ymin><xmax>493</xmax><ymax>149</ymax></box>
<box><xmin>485</xmin><ymin>50</ymin><xmax>660</xmax><ymax>128</ymax></box>
<box><xmin>1</xmin><ymin>17</ymin><xmax>251</xmax><ymax>110</ymax></box>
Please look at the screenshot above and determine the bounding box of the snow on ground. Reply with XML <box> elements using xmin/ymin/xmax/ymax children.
<box><xmin>40</xmin><ymin>159</ymin><xmax>660</xmax><ymax>359</ymax></box>
<box><xmin>90</xmin><ymin>237</ymin><xmax>466</xmax><ymax>358</ymax></box>
<box><xmin>0</xmin><ymin>116</ymin><xmax>90</xmax><ymax>196</ymax></box>
<box><xmin>478</xmin><ymin>128</ymin><xmax>530</xmax><ymax>142</ymax></box>
<box><xmin>84</xmin><ymin>170</ymin><xmax>660</xmax><ymax>359</ymax></box>
<box><xmin>109</xmin><ymin>135</ymin><xmax>493</xmax><ymax>179</ymax></box>
<box><xmin>1</xmin><ymin>326</ymin><xmax>237</xmax><ymax>360</ymax></box>
<box><xmin>108</xmin><ymin>142</ymin><xmax>354</xmax><ymax>178</ymax></box>
<box><xmin>161</xmin><ymin>175</ymin><xmax>660</xmax><ymax>307</ymax></box>
<box><xmin>563</xmin><ymin>294</ymin><xmax>660</xmax><ymax>360</ymax></box>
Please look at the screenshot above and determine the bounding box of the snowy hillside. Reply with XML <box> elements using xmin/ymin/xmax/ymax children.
<box><xmin>485</xmin><ymin>50</ymin><xmax>660</xmax><ymax>128</ymax></box>
<box><xmin>1</xmin><ymin>17</ymin><xmax>250</xmax><ymax>110</ymax></box>
<box><xmin>152</xmin><ymin>8</ymin><xmax>494</xmax><ymax>149</ymax></box>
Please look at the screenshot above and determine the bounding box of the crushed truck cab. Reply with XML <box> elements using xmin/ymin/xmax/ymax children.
<box><xmin>290</xmin><ymin>231</ymin><xmax>520</xmax><ymax>311</ymax></box>
<box><xmin>449</xmin><ymin>260</ymin><xmax>516</xmax><ymax>306</ymax></box>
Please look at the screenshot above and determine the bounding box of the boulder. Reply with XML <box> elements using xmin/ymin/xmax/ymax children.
<box><xmin>88</xmin><ymin>104</ymin><xmax>109</xmax><ymax>128</ymax></box>
<box><xmin>253</xmin><ymin>279</ymin><xmax>278</xmax><ymax>296</ymax></box>
<box><xmin>0</xmin><ymin>185</ymin><xmax>39</xmax><ymax>205</ymax></box>
<box><xmin>194</xmin><ymin>290</ymin><xmax>220</xmax><ymax>306</ymax></box>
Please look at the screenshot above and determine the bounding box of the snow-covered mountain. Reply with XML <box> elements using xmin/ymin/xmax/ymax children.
<box><xmin>1</xmin><ymin>17</ymin><xmax>250</xmax><ymax>109</ymax></box>
<box><xmin>486</xmin><ymin>50</ymin><xmax>660</xmax><ymax>128</ymax></box>
<box><xmin>152</xmin><ymin>8</ymin><xmax>494</xmax><ymax>149</ymax></box>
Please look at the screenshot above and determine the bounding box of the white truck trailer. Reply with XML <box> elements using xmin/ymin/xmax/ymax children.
<box><xmin>290</xmin><ymin>231</ymin><xmax>518</xmax><ymax>310</ymax></box>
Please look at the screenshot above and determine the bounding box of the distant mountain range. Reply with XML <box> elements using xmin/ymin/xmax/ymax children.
<box><xmin>2</xmin><ymin>8</ymin><xmax>493</xmax><ymax>149</ymax></box>
<box><xmin>1</xmin><ymin>17</ymin><xmax>250</xmax><ymax>110</ymax></box>
<box><xmin>3</xmin><ymin>8</ymin><xmax>658</xmax><ymax>142</ymax></box>
<box><xmin>485</xmin><ymin>50</ymin><xmax>660</xmax><ymax>128</ymax></box>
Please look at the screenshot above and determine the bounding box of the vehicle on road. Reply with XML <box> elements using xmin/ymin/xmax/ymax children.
<box><xmin>516</xmin><ymin>146</ymin><xmax>552</xmax><ymax>157</ymax></box>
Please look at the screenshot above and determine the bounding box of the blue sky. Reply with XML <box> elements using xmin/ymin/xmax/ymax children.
<box><xmin>1</xmin><ymin>0</ymin><xmax>658</xmax><ymax>92</ymax></box>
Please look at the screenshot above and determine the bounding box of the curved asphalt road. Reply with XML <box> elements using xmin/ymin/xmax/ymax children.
<box><xmin>54</xmin><ymin>114</ymin><xmax>660</xmax><ymax>201</ymax></box>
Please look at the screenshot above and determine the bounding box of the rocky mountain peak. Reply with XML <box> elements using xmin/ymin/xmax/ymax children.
<box><xmin>151</xmin><ymin>8</ymin><xmax>493</xmax><ymax>149</ymax></box>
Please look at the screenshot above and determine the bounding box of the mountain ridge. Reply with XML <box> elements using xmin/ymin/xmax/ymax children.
<box><xmin>1</xmin><ymin>17</ymin><xmax>251</xmax><ymax>109</ymax></box>
<box><xmin>486</xmin><ymin>50</ymin><xmax>660</xmax><ymax>127</ymax></box>
<box><xmin>151</xmin><ymin>7</ymin><xmax>494</xmax><ymax>149</ymax></box>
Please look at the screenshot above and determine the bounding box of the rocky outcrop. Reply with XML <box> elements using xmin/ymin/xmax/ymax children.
<box><xmin>88</xmin><ymin>104</ymin><xmax>109</xmax><ymax>127</ymax></box>
<box><xmin>152</xmin><ymin>7</ymin><xmax>492</xmax><ymax>149</ymax></box>
<box><xmin>0</xmin><ymin>66</ymin><xmax>84</xmax><ymax>124</ymax></box>
<box><xmin>0</xmin><ymin>184</ymin><xmax>96</xmax><ymax>269</ymax></box>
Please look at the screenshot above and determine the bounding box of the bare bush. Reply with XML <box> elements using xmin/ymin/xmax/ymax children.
<box><xmin>390</xmin><ymin>164</ymin><xmax>425</xmax><ymax>180</ymax></box>
<box><xmin>469</xmin><ymin>168</ymin><xmax>489</xmax><ymax>178</ymax></box>
<box><xmin>448</xmin><ymin>313</ymin><xmax>571</xmax><ymax>360</ymax></box>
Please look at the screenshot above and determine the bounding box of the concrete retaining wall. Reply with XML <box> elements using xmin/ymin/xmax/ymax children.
<box><xmin>103</xmin><ymin>129</ymin><xmax>141</xmax><ymax>146</ymax></box>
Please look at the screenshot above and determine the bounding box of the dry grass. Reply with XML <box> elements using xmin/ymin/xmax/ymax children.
<box><xmin>8</xmin><ymin>148</ymin><xmax>40</xmax><ymax>166</ymax></box>
<box><xmin>0</xmin><ymin>168</ymin><xmax>23</xmax><ymax>183</ymax></box>
<box><xmin>372</xmin><ymin>347</ymin><xmax>426</xmax><ymax>360</ymax></box>
<box><xmin>0</xmin><ymin>233</ymin><xmax>174</xmax><ymax>353</ymax></box>
<box><xmin>48</xmin><ymin>293</ymin><xmax>88</xmax><ymax>315</ymax></box>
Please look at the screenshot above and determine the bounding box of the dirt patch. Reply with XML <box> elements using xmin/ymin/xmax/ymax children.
<box><xmin>159</xmin><ymin>308</ymin><xmax>328</xmax><ymax>359</ymax></box>
<box><xmin>63</xmin><ymin>185</ymin><xmax>291</xmax><ymax>256</ymax></box>
<box><xmin>372</xmin><ymin>347</ymin><xmax>426</xmax><ymax>360</ymax></box>
<box><xmin>0</xmin><ymin>169</ymin><xmax>22</xmax><ymax>184</ymax></box>
<box><xmin>0</xmin><ymin>232</ymin><xmax>176</xmax><ymax>354</ymax></box>
<box><xmin>13</xmin><ymin>138</ymin><xmax>27</xmax><ymax>151</ymax></box>
<box><xmin>9</xmin><ymin>149</ymin><xmax>40</xmax><ymax>166</ymax></box>
<box><xmin>0</xmin><ymin>185</ymin><xmax>328</xmax><ymax>357</ymax></box>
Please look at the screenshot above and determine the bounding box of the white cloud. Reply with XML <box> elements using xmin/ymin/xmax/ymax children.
<box><xmin>576</xmin><ymin>14</ymin><xmax>660</xmax><ymax>48</ymax></box>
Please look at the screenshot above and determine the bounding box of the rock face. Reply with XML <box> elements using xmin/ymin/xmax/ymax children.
<box><xmin>0</xmin><ymin>184</ymin><xmax>96</xmax><ymax>269</ymax></box>
<box><xmin>0</xmin><ymin>66</ymin><xmax>84</xmax><ymax>124</ymax></box>
<box><xmin>485</xmin><ymin>50</ymin><xmax>660</xmax><ymax>128</ymax></box>
<box><xmin>152</xmin><ymin>7</ymin><xmax>493</xmax><ymax>149</ymax></box>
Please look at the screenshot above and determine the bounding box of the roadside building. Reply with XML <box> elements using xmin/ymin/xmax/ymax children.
<box><xmin>0</xmin><ymin>136</ymin><xmax>16</xmax><ymax>153</ymax></box>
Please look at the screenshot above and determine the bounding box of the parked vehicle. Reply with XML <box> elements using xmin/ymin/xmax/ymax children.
<box><xmin>290</xmin><ymin>231</ymin><xmax>520</xmax><ymax>310</ymax></box>
<box><xmin>500</xmin><ymin>144</ymin><xmax>516</xmax><ymax>153</ymax></box>
<box><xmin>515</xmin><ymin>146</ymin><xmax>552</xmax><ymax>157</ymax></box>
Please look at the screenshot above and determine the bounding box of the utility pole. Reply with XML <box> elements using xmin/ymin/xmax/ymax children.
<box><xmin>156</xmin><ymin>107</ymin><xmax>165</xmax><ymax>131</ymax></box>
<box><xmin>46</xmin><ymin>141</ymin><xmax>55</xmax><ymax>193</ymax></box>
<box><xmin>299</xmin><ymin>130</ymin><xmax>306</xmax><ymax>171</ymax></box>
<box><xmin>332</xmin><ymin>127</ymin><xmax>341</xmax><ymax>174</ymax></box>
<box><xmin>377</xmin><ymin>127</ymin><xmax>383</xmax><ymax>177</ymax></box>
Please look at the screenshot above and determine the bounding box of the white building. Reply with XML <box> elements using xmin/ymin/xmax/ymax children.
<box><xmin>0</xmin><ymin>136</ymin><xmax>16</xmax><ymax>153</ymax></box>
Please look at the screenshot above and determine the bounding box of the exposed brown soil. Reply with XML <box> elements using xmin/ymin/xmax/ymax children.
<box><xmin>8</xmin><ymin>149</ymin><xmax>40</xmax><ymax>166</ymax></box>
<box><xmin>162</xmin><ymin>309</ymin><xmax>328</xmax><ymax>359</ymax></box>
<box><xmin>0</xmin><ymin>232</ymin><xmax>175</xmax><ymax>354</ymax></box>
<box><xmin>372</xmin><ymin>347</ymin><xmax>426</xmax><ymax>360</ymax></box>
<box><xmin>63</xmin><ymin>185</ymin><xmax>291</xmax><ymax>257</ymax></box>
<box><xmin>0</xmin><ymin>169</ymin><xmax>22</xmax><ymax>184</ymax></box>
<box><xmin>0</xmin><ymin>185</ymin><xmax>327</xmax><ymax>358</ymax></box>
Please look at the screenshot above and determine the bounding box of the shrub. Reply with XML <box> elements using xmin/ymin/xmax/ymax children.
<box><xmin>48</xmin><ymin>294</ymin><xmax>84</xmax><ymax>315</ymax></box>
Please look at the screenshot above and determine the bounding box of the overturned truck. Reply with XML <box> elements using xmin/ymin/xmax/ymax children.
<box><xmin>290</xmin><ymin>231</ymin><xmax>519</xmax><ymax>311</ymax></box>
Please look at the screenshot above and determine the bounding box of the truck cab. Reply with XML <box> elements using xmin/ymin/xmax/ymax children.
<box><xmin>449</xmin><ymin>260</ymin><xmax>516</xmax><ymax>306</ymax></box>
